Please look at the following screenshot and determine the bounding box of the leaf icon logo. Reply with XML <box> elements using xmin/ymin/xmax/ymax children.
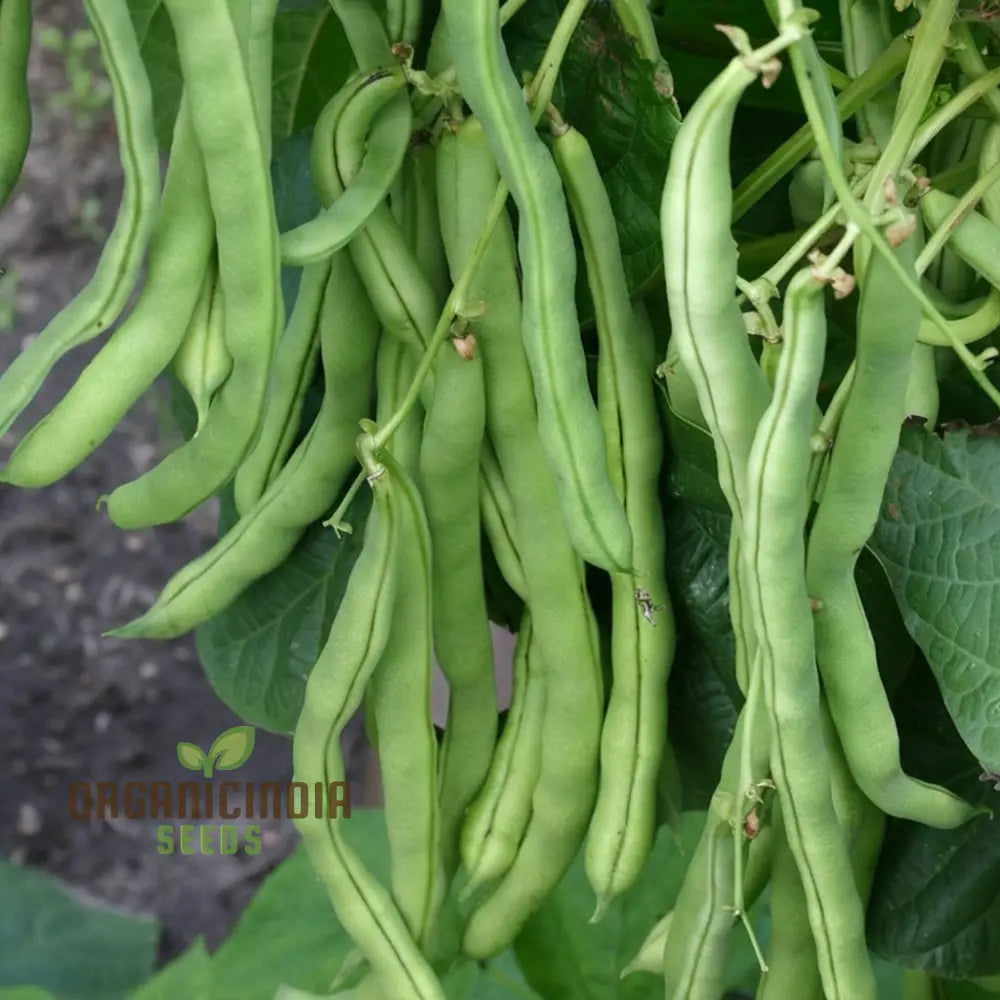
<box><xmin>176</xmin><ymin>725</ymin><xmax>255</xmax><ymax>778</ymax></box>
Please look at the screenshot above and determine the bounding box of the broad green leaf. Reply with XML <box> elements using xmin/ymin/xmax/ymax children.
<box><xmin>0</xmin><ymin>861</ymin><xmax>157</xmax><ymax>1000</ymax></box>
<box><xmin>271</xmin><ymin>6</ymin><xmax>354</xmax><ymax>139</ymax></box>
<box><xmin>207</xmin><ymin>725</ymin><xmax>256</xmax><ymax>771</ymax></box>
<box><xmin>176</xmin><ymin>742</ymin><xmax>206</xmax><ymax>772</ymax></box>
<box><xmin>662</xmin><ymin>500</ymin><xmax>741</xmax><ymax>810</ymax></box>
<box><xmin>0</xmin><ymin>991</ymin><xmax>58</xmax><ymax>1000</ymax></box>
<box><xmin>129</xmin><ymin>941</ymin><xmax>210</xmax><ymax>1000</ymax></box>
<box><xmin>867</xmin><ymin>660</ymin><xmax>1000</xmax><ymax>977</ymax></box>
<box><xmin>195</xmin><ymin>489</ymin><xmax>371</xmax><ymax>735</ymax></box>
<box><xmin>870</xmin><ymin>423</ymin><xmax>1000</xmax><ymax>774</ymax></box>
<box><xmin>210</xmin><ymin>811</ymin><xmax>391</xmax><ymax>1000</ymax></box>
<box><xmin>126</xmin><ymin>0</ymin><xmax>182</xmax><ymax>147</ymax></box>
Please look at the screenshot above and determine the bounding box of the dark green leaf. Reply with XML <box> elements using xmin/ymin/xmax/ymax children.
<box><xmin>0</xmin><ymin>860</ymin><xmax>157</xmax><ymax>1000</ymax></box>
<box><xmin>272</xmin><ymin>6</ymin><xmax>354</xmax><ymax>139</ymax></box>
<box><xmin>196</xmin><ymin>488</ymin><xmax>371</xmax><ymax>735</ymax></box>
<box><xmin>870</xmin><ymin>423</ymin><xmax>1000</xmax><ymax>774</ymax></box>
<box><xmin>513</xmin><ymin>815</ymin><xmax>705</xmax><ymax>999</ymax></box>
<box><xmin>867</xmin><ymin>659</ymin><xmax>1000</xmax><ymax>977</ymax></box>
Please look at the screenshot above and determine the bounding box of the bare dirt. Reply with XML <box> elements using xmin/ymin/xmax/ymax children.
<box><xmin>0</xmin><ymin>0</ymin><xmax>369</xmax><ymax>965</ymax></box>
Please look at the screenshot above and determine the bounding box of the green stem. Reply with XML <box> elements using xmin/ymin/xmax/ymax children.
<box><xmin>776</xmin><ymin>0</ymin><xmax>1000</xmax><ymax>410</ymax></box>
<box><xmin>862</xmin><ymin>0</ymin><xmax>958</xmax><ymax>212</ymax></box>
<box><xmin>731</xmin><ymin>35</ymin><xmax>910</xmax><ymax>222</ymax></box>
<box><xmin>950</xmin><ymin>20</ymin><xmax>1000</xmax><ymax>122</ymax></box>
<box><xmin>525</xmin><ymin>0</ymin><xmax>589</xmax><ymax>115</ymax></box>
<box><xmin>372</xmin><ymin>182</ymin><xmax>509</xmax><ymax>450</ymax></box>
<box><xmin>906</xmin><ymin>66</ymin><xmax>1000</xmax><ymax>166</ymax></box>
<box><xmin>915</xmin><ymin>157</ymin><xmax>1000</xmax><ymax>275</ymax></box>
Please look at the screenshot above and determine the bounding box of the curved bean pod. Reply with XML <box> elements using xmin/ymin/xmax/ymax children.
<box><xmin>806</xmin><ymin>243</ymin><xmax>979</xmax><ymax>829</ymax></box>
<box><xmin>744</xmin><ymin>266</ymin><xmax>875</xmax><ymax>1000</ymax></box>
<box><xmin>292</xmin><ymin>450</ymin><xmax>445</xmax><ymax>1000</ymax></box>
<box><xmin>442</xmin><ymin>0</ymin><xmax>633</xmax><ymax>573</ymax></box>
<box><xmin>104</xmin><ymin>0</ymin><xmax>282</xmax><ymax>529</ymax></box>
<box><xmin>981</xmin><ymin>124</ymin><xmax>1000</xmax><ymax>226</ymax></box>
<box><xmin>367</xmin><ymin>447</ymin><xmax>444</xmax><ymax>953</ymax></box>
<box><xmin>552</xmin><ymin>122</ymin><xmax>674</xmax><ymax>913</ymax></box>
<box><xmin>920</xmin><ymin>186</ymin><xmax>1000</xmax><ymax>293</ymax></box>
<box><xmin>108</xmin><ymin>252</ymin><xmax>379</xmax><ymax>640</ymax></box>
<box><xmin>460</xmin><ymin>612</ymin><xmax>545</xmax><ymax>897</ymax></box>
<box><xmin>437</xmin><ymin>117</ymin><xmax>602</xmax><ymax>957</ymax></box>
<box><xmin>479</xmin><ymin>441</ymin><xmax>527</xmax><ymax>600</ymax></box>
<box><xmin>916</xmin><ymin>288</ymin><xmax>1000</xmax><ymax>348</ymax></box>
<box><xmin>0</xmin><ymin>0</ymin><xmax>31</xmax><ymax>211</ymax></box>
<box><xmin>419</xmin><ymin>336</ymin><xmax>498</xmax><ymax>883</ymax></box>
<box><xmin>0</xmin><ymin>0</ymin><xmax>160</xmax><ymax>438</ymax></box>
<box><xmin>2</xmin><ymin>98</ymin><xmax>214</xmax><ymax>487</ymax></box>
<box><xmin>172</xmin><ymin>258</ymin><xmax>231</xmax><ymax>435</ymax></box>
<box><xmin>280</xmin><ymin>67</ymin><xmax>411</xmax><ymax>266</ymax></box>
<box><xmin>233</xmin><ymin>259</ymin><xmax>332</xmax><ymax>515</ymax></box>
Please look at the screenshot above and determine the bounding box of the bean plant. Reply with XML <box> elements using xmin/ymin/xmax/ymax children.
<box><xmin>2</xmin><ymin>0</ymin><xmax>1000</xmax><ymax>998</ymax></box>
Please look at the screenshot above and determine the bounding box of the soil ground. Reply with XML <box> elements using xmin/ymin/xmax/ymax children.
<box><xmin>0</xmin><ymin>0</ymin><xmax>368</xmax><ymax>964</ymax></box>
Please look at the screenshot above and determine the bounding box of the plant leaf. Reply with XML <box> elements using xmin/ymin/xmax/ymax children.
<box><xmin>870</xmin><ymin>422</ymin><xmax>1000</xmax><ymax>773</ymax></box>
<box><xmin>866</xmin><ymin>658</ymin><xmax>1000</xmax><ymax>977</ymax></box>
<box><xmin>176</xmin><ymin>742</ymin><xmax>206</xmax><ymax>772</ymax></box>
<box><xmin>208</xmin><ymin>725</ymin><xmax>256</xmax><ymax>771</ymax></box>
<box><xmin>0</xmin><ymin>861</ymin><xmax>157</xmax><ymax>999</ymax></box>
<box><xmin>128</xmin><ymin>940</ymin><xmax>210</xmax><ymax>1000</ymax></box>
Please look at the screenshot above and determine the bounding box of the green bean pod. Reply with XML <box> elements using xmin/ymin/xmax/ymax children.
<box><xmin>626</xmin><ymin>822</ymin><xmax>774</xmax><ymax>979</ymax></box>
<box><xmin>479</xmin><ymin>442</ymin><xmax>527</xmax><ymax>600</ymax></box>
<box><xmin>660</xmin><ymin>40</ymin><xmax>773</xmax><ymax>705</ymax></box>
<box><xmin>916</xmin><ymin>288</ymin><xmax>1000</xmax><ymax>348</ymax></box>
<box><xmin>108</xmin><ymin>252</ymin><xmax>379</xmax><ymax>640</ymax></box>
<box><xmin>920</xmin><ymin>186</ymin><xmax>1000</xmax><ymax>293</ymax></box>
<box><xmin>756</xmin><ymin>819</ymin><xmax>823</xmax><ymax>1000</ymax></box>
<box><xmin>233</xmin><ymin>260</ymin><xmax>332</xmax><ymax>514</ymax></box>
<box><xmin>2</xmin><ymin>98</ymin><xmax>214</xmax><ymax>487</ymax></box>
<box><xmin>744</xmin><ymin>267</ymin><xmax>875</xmax><ymax>999</ymax></box>
<box><xmin>460</xmin><ymin>612</ymin><xmax>545</xmax><ymax>897</ymax></box>
<box><xmin>661</xmin><ymin>696</ymin><xmax>769</xmax><ymax>1000</ymax></box>
<box><xmin>441</xmin><ymin>0</ymin><xmax>633</xmax><ymax>573</ymax></box>
<box><xmin>280</xmin><ymin>67</ymin><xmax>411</xmax><ymax>266</ymax></box>
<box><xmin>552</xmin><ymin>122</ymin><xmax>674</xmax><ymax>913</ymax></box>
<box><xmin>311</xmin><ymin>48</ymin><xmax>439</xmax><ymax>361</ymax></box>
<box><xmin>903</xmin><ymin>343</ymin><xmax>940</xmax><ymax>427</ymax></box>
<box><xmin>437</xmin><ymin>117</ymin><xmax>603</xmax><ymax>957</ymax></box>
<box><xmin>806</xmin><ymin>243</ymin><xmax>979</xmax><ymax>829</ymax></box>
<box><xmin>385</xmin><ymin>0</ymin><xmax>422</xmax><ymax>44</ymax></box>
<box><xmin>104</xmin><ymin>0</ymin><xmax>282</xmax><ymax>529</ymax></box>
<box><xmin>981</xmin><ymin>124</ymin><xmax>1000</xmax><ymax>226</ymax></box>
<box><xmin>0</xmin><ymin>0</ymin><xmax>31</xmax><ymax>211</ymax></box>
<box><xmin>172</xmin><ymin>259</ymin><xmax>232</xmax><ymax>435</ymax></box>
<box><xmin>0</xmin><ymin>0</ymin><xmax>160</xmax><ymax>438</ymax></box>
<box><xmin>292</xmin><ymin>448</ymin><xmax>445</xmax><ymax>1000</ymax></box>
<box><xmin>398</xmin><ymin>136</ymin><xmax>451</xmax><ymax>307</ymax></box>
<box><xmin>367</xmin><ymin>447</ymin><xmax>444</xmax><ymax>953</ymax></box>
<box><xmin>419</xmin><ymin>336</ymin><xmax>497</xmax><ymax>883</ymax></box>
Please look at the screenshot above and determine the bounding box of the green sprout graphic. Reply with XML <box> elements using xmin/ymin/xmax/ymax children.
<box><xmin>176</xmin><ymin>725</ymin><xmax>256</xmax><ymax>778</ymax></box>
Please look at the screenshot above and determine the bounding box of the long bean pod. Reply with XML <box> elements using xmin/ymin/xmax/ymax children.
<box><xmin>0</xmin><ymin>0</ymin><xmax>160</xmax><ymax>438</ymax></box>
<box><xmin>441</xmin><ymin>0</ymin><xmax>632</xmax><ymax>573</ymax></box>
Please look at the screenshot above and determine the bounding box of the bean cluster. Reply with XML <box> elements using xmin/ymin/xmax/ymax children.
<box><xmin>2</xmin><ymin>0</ymin><xmax>999</xmax><ymax>998</ymax></box>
